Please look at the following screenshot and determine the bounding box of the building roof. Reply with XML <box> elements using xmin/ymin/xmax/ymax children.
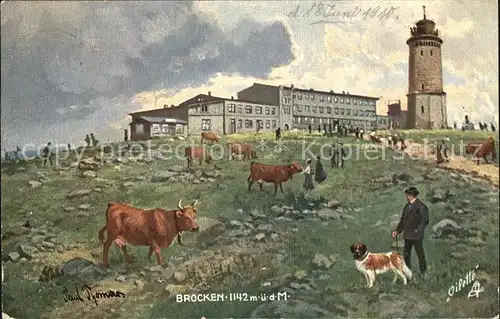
<box><xmin>138</xmin><ymin>116</ymin><xmax>187</xmax><ymax>124</ymax></box>
<box><xmin>178</xmin><ymin>94</ymin><xmax>280</xmax><ymax>107</ymax></box>
<box><xmin>251</xmin><ymin>83</ymin><xmax>380</xmax><ymax>100</ymax></box>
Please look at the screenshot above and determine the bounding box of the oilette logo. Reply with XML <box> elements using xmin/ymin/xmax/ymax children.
<box><xmin>446</xmin><ymin>264</ymin><xmax>485</xmax><ymax>302</ymax></box>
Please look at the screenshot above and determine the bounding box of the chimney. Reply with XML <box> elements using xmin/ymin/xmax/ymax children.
<box><xmin>208</xmin><ymin>91</ymin><xmax>211</xmax><ymax>96</ymax></box>
<box><xmin>163</xmin><ymin>104</ymin><xmax>167</xmax><ymax>108</ymax></box>
<box><xmin>231</xmin><ymin>96</ymin><xmax>234</xmax><ymax>100</ymax></box>
<box><xmin>342</xmin><ymin>91</ymin><xmax>345</xmax><ymax>94</ymax></box>
<box><xmin>310</xmin><ymin>88</ymin><xmax>314</xmax><ymax>91</ymax></box>
<box><xmin>291</xmin><ymin>84</ymin><xmax>294</xmax><ymax>89</ymax></box>
<box><xmin>171</xmin><ymin>104</ymin><xmax>174</xmax><ymax>108</ymax></box>
<box><xmin>347</xmin><ymin>92</ymin><xmax>350</xmax><ymax>95</ymax></box>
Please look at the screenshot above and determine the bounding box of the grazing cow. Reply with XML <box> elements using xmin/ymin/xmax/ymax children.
<box><xmin>185</xmin><ymin>147</ymin><xmax>212</xmax><ymax>168</ymax></box>
<box><xmin>200</xmin><ymin>132</ymin><xmax>219</xmax><ymax>144</ymax></box>
<box><xmin>248</xmin><ymin>161</ymin><xmax>303</xmax><ymax>195</ymax></box>
<box><xmin>98</xmin><ymin>199</ymin><xmax>199</xmax><ymax>268</ymax></box>
<box><xmin>465</xmin><ymin>137</ymin><xmax>497</xmax><ymax>165</ymax></box>
<box><xmin>227</xmin><ymin>143</ymin><xmax>257</xmax><ymax>160</ymax></box>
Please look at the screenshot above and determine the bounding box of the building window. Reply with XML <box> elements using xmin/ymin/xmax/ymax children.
<box><xmin>334</xmin><ymin>107</ymin><xmax>339</xmax><ymax>115</ymax></box>
<box><xmin>359</xmin><ymin>110</ymin><xmax>364</xmax><ymax>116</ymax></box>
<box><xmin>320</xmin><ymin>95</ymin><xmax>325</xmax><ymax>102</ymax></box>
<box><xmin>312</xmin><ymin>106</ymin><xmax>317</xmax><ymax>113</ymax></box>
<box><xmin>354</xmin><ymin>99</ymin><xmax>357</xmax><ymax>105</ymax></box>
<box><xmin>340</xmin><ymin>98</ymin><xmax>344</xmax><ymax>104</ymax></box>
<box><xmin>327</xmin><ymin>107</ymin><xmax>332</xmax><ymax>114</ymax></box>
<box><xmin>421</xmin><ymin>105</ymin><xmax>425</xmax><ymax>114</ymax></box>
<box><xmin>283</xmin><ymin>96</ymin><xmax>291</xmax><ymax>105</ymax></box>
<box><xmin>293</xmin><ymin>116</ymin><xmax>299</xmax><ymax>124</ymax></box>
<box><xmin>135</xmin><ymin>123</ymin><xmax>144</xmax><ymax>134</ymax></box>
<box><xmin>353</xmin><ymin>110</ymin><xmax>358</xmax><ymax>116</ymax></box>
<box><xmin>272</xmin><ymin>120</ymin><xmax>277</xmax><ymax>128</ymax></box>
<box><xmin>340</xmin><ymin>109</ymin><xmax>345</xmax><ymax>115</ymax></box>
<box><xmin>238</xmin><ymin>106</ymin><xmax>243</xmax><ymax>113</ymax></box>
<box><xmin>327</xmin><ymin>96</ymin><xmax>332</xmax><ymax>102</ymax></box>
<box><xmin>284</xmin><ymin>106</ymin><xmax>291</xmax><ymax>114</ymax></box>
<box><xmin>319</xmin><ymin>106</ymin><xmax>324</xmax><ymax>113</ymax></box>
<box><xmin>311</xmin><ymin>118</ymin><xmax>316</xmax><ymax>124</ymax></box>
<box><xmin>245</xmin><ymin>105</ymin><xmax>253</xmax><ymax>114</ymax></box>
<box><xmin>201</xmin><ymin>119</ymin><xmax>211</xmax><ymax>131</ymax></box>
<box><xmin>334</xmin><ymin>97</ymin><xmax>338</xmax><ymax>103</ymax></box>
<box><xmin>420</xmin><ymin>50</ymin><xmax>423</xmax><ymax>56</ymax></box>
<box><xmin>245</xmin><ymin>119</ymin><xmax>253</xmax><ymax>128</ymax></box>
<box><xmin>228</xmin><ymin>103</ymin><xmax>236</xmax><ymax>113</ymax></box>
<box><xmin>296</xmin><ymin>105</ymin><xmax>302</xmax><ymax>112</ymax></box>
<box><xmin>266</xmin><ymin>120</ymin><xmax>271</xmax><ymax>128</ymax></box>
<box><xmin>271</xmin><ymin>108</ymin><xmax>276</xmax><ymax>115</ymax></box>
<box><xmin>311</xmin><ymin>94</ymin><xmax>315</xmax><ymax>100</ymax></box>
<box><xmin>305</xmin><ymin>94</ymin><xmax>309</xmax><ymax>100</ymax></box>
<box><xmin>297</xmin><ymin>93</ymin><xmax>302</xmax><ymax>100</ymax></box>
<box><xmin>430</xmin><ymin>49</ymin><xmax>433</xmax><ymax>56</ymax></box>
<box><xmin>151</xmin><ymin>124</ymin><xmax>161</xmax><ymax>134</ymax></box>
<box><xmin>266</xmin><ymin>107</ymin><xmax>270</xmax><ymax>115</ymax></box>
<box><xmin>305</xmin><ymin>105</ymin><xmax>311</xmax><ymax>112</ymax></box>
<box><xmin>237</xmin><ymin>119</ymin><xmax>243</xmax><ymax>128</ymax></box>
<box><xmin>346</xmin><ymin>109</ymin><xmax>351</xmax><ymax>115</ymax></box>
<box><xmin>201</xmin><ymin>104</ymin><xmax>208</xmax><ymax>112</ymax></box>
<box><xmin>346</xmin><ymin>98</ymin><xmax>350</xmax><ymax>105</ymax></box>
<box><xmin>256</xmin><ymin>106</ymin><xmax>262</xmax><ymax>114</ymax></box>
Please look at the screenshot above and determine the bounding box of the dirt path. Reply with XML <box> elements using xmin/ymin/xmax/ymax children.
<box><xmin>399</xmin><ymin>140</ymin><xmax>499</xmax><ymax>187</ymax></box>
<box><xmin>362</xmin><ymin>136</ymin><xmax>499</xmax><ymax>187</ymax></box>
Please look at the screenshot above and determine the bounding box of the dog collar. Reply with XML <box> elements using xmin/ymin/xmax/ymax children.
<box><xmin>359</xmin><ymin>252</ymin><xmax>369</xmax><ymax>261</ymax></box>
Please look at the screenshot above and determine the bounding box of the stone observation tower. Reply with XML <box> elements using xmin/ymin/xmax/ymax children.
<box><xmin>406</xmin><ymin>6</ymin><xmax>447</xmax><ymax>129</ymax></box>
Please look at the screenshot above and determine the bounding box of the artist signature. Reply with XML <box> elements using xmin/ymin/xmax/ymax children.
<box><xmin>62</xmin><ymin>285</ymin><xmax>126</xmax><ymax>305</ymax></box>
<box><xmin>287</xmin><ymin>2</ymin><xmax>400</xmax><ymax>25</ymax></box>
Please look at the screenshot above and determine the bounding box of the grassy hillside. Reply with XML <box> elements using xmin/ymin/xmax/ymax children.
<box><xmin>1</xmin><ymin>131</ymin><xmax>499</xmax><ymax>318</ymax></box>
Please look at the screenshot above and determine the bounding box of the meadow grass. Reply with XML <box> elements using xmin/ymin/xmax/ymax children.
<box><xmin>1</xmin><ymin>131</ymin><xmax>499</xmax><ymax>318</ymax></box>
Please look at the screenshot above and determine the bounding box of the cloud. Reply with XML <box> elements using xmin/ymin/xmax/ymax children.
<box><xmin>1</xmin><ymin>1</ymin><xmax>294</xmax><ymax>148</ymax></box>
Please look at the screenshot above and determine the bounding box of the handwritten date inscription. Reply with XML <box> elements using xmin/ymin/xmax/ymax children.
<box><xmin>288</xmin><ymin>2</ymin><xmax>399</xmax><ymax>25</ymax></box>
<box><xmin>63</xmin><ymin>285</ymin><xmax>126</xmax><ymax>305</ymax></box>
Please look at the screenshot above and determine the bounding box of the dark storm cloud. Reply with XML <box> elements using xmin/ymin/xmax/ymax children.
<box><xmin>1</xmin><ymin>1</ymin><xmax>294</xmax><ymax>144</ymax></box>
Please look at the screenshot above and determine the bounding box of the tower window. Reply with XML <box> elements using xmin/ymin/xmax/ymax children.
<box><xmin>420</xmin><ymin>50</ymin><xmax>423</xmax><ymax>56</ymax></box>
<box><xmin>421</xmin><ymin>105</ymin><xmax>425</xmax><ymax>114</ymax></box>
<box><xmin>421</xmin><ymin>83</ymin><xmax>424</xmax><ymax>91</ymax></box>
<box><xmin>430</xmin><ymin>49</ymin><xmax>433</xmax><ymax>56</ymax></box>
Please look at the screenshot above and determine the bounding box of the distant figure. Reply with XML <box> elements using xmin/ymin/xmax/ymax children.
<box><xmin>67</xmin><ymin>143</ymin><xmax>72</xmax><ymax>152</ymax></box>
<box><xmin>42</xmin><ymin>142</ymin><xmax>53</xmax><ymax>167</ymax></box>
<box><xmin>314</xmin><ymin>155</ymin><xmax>327</xmax><ymax>183</ymax></box>
<box><xmin>275</xmin><ymin>128</ymin><xmax>281</xmax><ymax>141</ymax></box>
<box><xmin>436</xmin><ymin>139</ymin><xmax>449</xmax><ymax>164</ymax></box>
<box><xmin>300</xmin><ymin>158</ymin><xmax>314</xmax><ymax>191</ymax></box>
<box><xmin>343</xmin><ymin>126</ymin><xmax>348</xmax><ymax>136</ymax></box>
<box><xmin>332</xmin><ymin>142</ymin><xmax>346</xmax><ymax>168</ymax></box>
<box><xmin>90</xmin><ymin>133</ymin><xmax>99</xmax><ymax>147</ymax></box>
<box><xmin>355</xmin><ymin>127</ymin><xmax>360</xmax><ymax>139</ymax></box>
<box><xmin>124</xmin><ymin>129</ymin><xmax>129</xmax><ymax>142</ymax></box>
<box><xmin>359</xmin><ymin>128</ymin><xmax>364</xmax><ymax>140</ymax></box>
<box><xmin>14</xmin><ymin>146</ymin><xmax>21</xmax><ymax>159</ymax></box>
<box><xmin>323</xmin><ymin>124</ymin><xmax>327</xmax><ymax>134</ymax></box>
<box><xmin>328</xmin><ymin>124</ymin><xmax>333</xmax><ymax>135</ymax></box>
<box><xmin>85</xmin><ymin>134</ymin><xmax>91</xmax><ymax>147</ymax></box>
<box><xmin>317</xmin><ymin>125</ymin><xmax>321</xmax><ymax>133</ymax></box>
<box><xmin>491</xmin><ymin>122</ymin><xmax>496</xmax><ymax>132</ymax></box>
<box><xmin>453</xmin><ymin>121</ymin><xmax>457</xmax><ymax>129</ymax></box>
<box><xmin>308</xmin><ymin>124</ymin><xmax>312</xmax><ymax>134</ymax></box>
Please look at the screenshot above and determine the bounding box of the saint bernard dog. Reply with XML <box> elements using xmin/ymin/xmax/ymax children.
<box><xmin>350</xmin><ymin>243</ymin><xmax>412</xmax><ymax>288</ymax></box>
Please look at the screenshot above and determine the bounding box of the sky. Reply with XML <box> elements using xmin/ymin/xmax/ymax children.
<box><xmin>1</xmin><ymin>1</ymin><xmax>498</xmax><ymax>149</ymax></box>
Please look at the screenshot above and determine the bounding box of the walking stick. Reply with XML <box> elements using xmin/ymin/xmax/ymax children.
<box><xmin>395</xmin><ymin>234</ymin><xmax>400</xmax><ymax>254</ymax></box>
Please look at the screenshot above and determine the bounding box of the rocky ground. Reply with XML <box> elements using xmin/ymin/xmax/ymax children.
<box><xmin>2</xmin><ymin>133</ymin><xmax>499</xmax><ymax>318</ymax></box>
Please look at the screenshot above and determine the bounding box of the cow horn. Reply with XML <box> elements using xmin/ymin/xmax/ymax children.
<box><xmin>178</xmin><ymin>199</ymin><xmax>183</xmax><ymax>209</ymax></box>
<box><xmin>191</xmin><ymin>199</ymin><xmax>198</xmax><ymax>207</ymax></box>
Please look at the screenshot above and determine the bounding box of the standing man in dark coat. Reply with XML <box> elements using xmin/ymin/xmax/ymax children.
<box><xmin>331</xmin><ymin>142</ymin><xmax>346</xmax><ymax>168</ymax></box>
<box><xmin>308</xmin><ymin>124</ymin><xmax>312</xmax><ymax>134</ymax></box>
<box><xmin>275</xmin><ymin>127</ymin><xmax>281</xmax><ymax>141</ymax></box>
<box><xmin>41</xmin><ymin>142</ymin><xmax>53</xmax><ymax>167</ymax></box>
<box><xmin>391</xmin><ymin>187</ymin><xmax>429</xmax><ymax>276</ymax></box>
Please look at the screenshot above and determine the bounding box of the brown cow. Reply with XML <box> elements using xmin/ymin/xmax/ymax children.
<box><xmin>98</xmin><ymin>199</ymin><xmax>199</xmax><ymax>268</ymax></box>
<box><xmin>465</xmin><ymin>137</ymin><xmax>497</xmax><ymax>165</ymax></box>
<box><xmin>201</xmin><ymin>132</ymin><xmax>219</xmax><ymax>144</ymax></box>
<box><xmin>227</xmin><ymin>142</ymin><xmax>257</xmax><ymax>160</ymax></box>
<box><xmin>185</xmin><ymin>147</ymin><xmax>212</xmax><ymax>168</ymax></box>
<box><xmin>248</xmin><ymin>161</ymin><xmax>303</xmax><ymax>195</ymax></box>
